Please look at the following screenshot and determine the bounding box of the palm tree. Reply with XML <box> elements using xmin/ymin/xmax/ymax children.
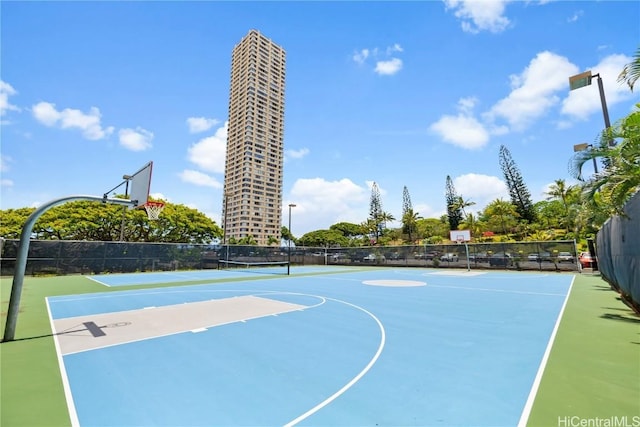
<box><xmin>545</xmin><ymin>179</ymin><xmax>574</xmax><ymax>233</ymax></box>
<box><xmin>402</xmin><ymin>208</ymin><xmax>420</xmax><ymax>243</ymax></box>
<box><xmin>570</xmin><ymin>104</ymin><xmax>640</xmax><ymax>217</ymax></box>
<box><xmin>618</xmin><ymin>46</ymin><xmax>640</xmax><ymax>91</ymax></box>
<box><xmin>451</xmin><ymin>196</ymin><xmax>476</xmax><ymax>218</ymax></box>
<box><xmin>482</xmin><ymin>199</ymin><xmax>519</xmax><ymax>235</ymax></box>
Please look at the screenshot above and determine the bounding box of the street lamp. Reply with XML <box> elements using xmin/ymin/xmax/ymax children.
<box><xmin>573</xmin><ymin>143</ymin><xmax>599</xmax><ymax>174</ymax></box>
<box><xmin>287</xmin><ymin>203</ymin><xmax>296</xmax><ymax>275</ymax></box>
<box><xmin>569</xmin><ymin>70</ymin><xmax>614</xmax><ymax>146</ymax></box>
<box><xmin>223</xmin><ymin>193</ymin><xmax>229</xmax><ymax>261</ymax></box>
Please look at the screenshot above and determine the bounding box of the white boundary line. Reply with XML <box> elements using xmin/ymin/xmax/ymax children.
<box><xmin>46</xmin><ymin>298</ymin><xmax>80</xmax><ymax>427</ymax></box>
<box><xmin>517</xmin><ymin>275</ymin><xmax>575</xmax><ymax>426</ymax></box>
<box><xmin>284</xmin><ymin>296</ymin><xmax>386</xmax><ymax>427</ymax></box>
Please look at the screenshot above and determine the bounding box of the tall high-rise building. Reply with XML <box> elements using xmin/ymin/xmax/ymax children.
<box><xmin>222</xmin><ymin>30</ymin><xmax>286</xmax><ymax>246</ymax></box>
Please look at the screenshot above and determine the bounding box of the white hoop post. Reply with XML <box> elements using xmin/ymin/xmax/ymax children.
<box><xmin>143</xmin><ymin>202</ymin><xmax>165</xmax><ymax>220</ymax></box>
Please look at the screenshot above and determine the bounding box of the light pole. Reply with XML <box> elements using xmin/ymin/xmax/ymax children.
<box><xmin>573</xmin><ymin>143</ymin><xmax>599</xmax><ymax>175</ymax></box>
<box><xmin>223</xmin><ymin>193</ymin><xmax>229</xmax><ymax>261</ymax></box>
<box><xmin>288</xmin><ymin>203</ymin><xmax>296</xmax><ymax>275</ymax></box>
<box><xmin>569</xmin><ymin>70</ymin><xmax>613</xmax><ymax>146</ymax></box>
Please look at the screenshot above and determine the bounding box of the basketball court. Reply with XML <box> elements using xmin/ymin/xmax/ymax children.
<box><xmin>46</xmin><ymin>267</ymin><xmax>573</xmax><ymax>426</ymax></box>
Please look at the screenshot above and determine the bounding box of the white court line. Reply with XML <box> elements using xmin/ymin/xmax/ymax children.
<box><xmin>46</xmin><ymin>301</ymin><xmax>81</xmax><ymax>427</ymax></box>
<box><xmin>284</xmin><ymin>296</ymin><xmax>386</xmax><ymax>427</ymax></box>
<box><xmin>84</xmin><ymin>275</ymin><xmax>111</xmax><ymax>287</ymax></box>
<box><xmin>428</xmin><ymin>283</ymin><xmax>567</xmax><ymax>297</ymax></box>
<box><xmin>517</xmin><ymin>276</ymin><xmax>575</xmax><ymax>426</ymax></box>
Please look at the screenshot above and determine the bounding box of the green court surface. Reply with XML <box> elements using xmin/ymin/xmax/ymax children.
<box><xmin>1</xmin><ymin>271</ymin><xmax>638</xmax><ymax>426</ymax></box>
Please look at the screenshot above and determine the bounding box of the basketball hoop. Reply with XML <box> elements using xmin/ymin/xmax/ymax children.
<box><xmin>456</xmin><ymin>236</ymin><xmax>464</xmax><ymax>245</ymax></box>
<box><xmin>143</xmin><ymin>201</ymin><xmax>165</xmax><ymax>220</ymax></box>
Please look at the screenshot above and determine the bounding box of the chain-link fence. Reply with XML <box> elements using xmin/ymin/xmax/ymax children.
<box><xmin>596</xmin><ymin>191</ymin><xmax>639</xmax><ymax>312</ymax></box>
<box><xmin>0</xmin><ymin>239</ymin><xmax>580</xmax><ymax>276</ymax></box>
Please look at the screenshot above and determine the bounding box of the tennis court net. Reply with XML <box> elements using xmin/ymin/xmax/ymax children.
<box><xmin>217</xmin><ymin>260</ymin><xmax>290</xmax><ymax>275</ymax></box>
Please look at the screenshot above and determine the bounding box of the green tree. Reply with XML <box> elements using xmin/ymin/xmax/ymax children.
<box><xmin>0</xmin><ymin>208</ymin><xmax>36</xmax><ymax>238</ymax></box>
<box><xmin>544</xmin><ymin>179</ymin><xmax>576</xmax><ymax>234</ymax></box>
<box><xmin>281</xmin><ymin>225</ymin><xmax>294</xmax><ymax>244</ymax></box>
<box><xmin>329</xmin><ymin>222</ymin><xmax>365</xmax><ymax>238</ymax></box>
<box><xmin>2</xmin><ymin>200</ymin><xmax>222</xmax><ymax>243</ymax></box>
<box><xmin>401</xmin><ymin>208</ymin><xmax>420</xmax><ymax>243</ymax></box>
<box><xmin>480</xmin><ymin>198</ymin><xmax>520</xmax><ymax>236</ymax></box>
<box><xmin>618</xmin><ymin>45</ymin><xmax>640</xmax><ymax>91</ymax></box>
<box><xmin>499</xmin><ymin>145</ymin><xmax>537</xmax><ymax>223</ymax></box>
<box><xmin>297</xmin><ymin>229</ymin><xmax>349</xmax><ymax>247</ymax></box>
<box><xmin>570</xmin><ymin>104</ymin><xmax>640</xmax><ymax>217</ymax></box>
<box><xmin>416</xmin><ymin>217</ymin><xmax>448</xmax><ymax>243</ymax></box>
<box><xmin>445</xmin><ymin>175</ymin><xmax>463</xmax><ymax>231</ymax></box>
<box><xmin>368</xmin><ymin>182</ymin><xmax>384</xmax><ymax>242</ymax></box>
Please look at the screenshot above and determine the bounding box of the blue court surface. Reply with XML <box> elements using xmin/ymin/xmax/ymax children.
<box><xmin>47</xmin><ymin>268</ymin><xmax>573</xmax><ymax>426</ymax></box>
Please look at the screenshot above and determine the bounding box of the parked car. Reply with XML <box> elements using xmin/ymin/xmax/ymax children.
<box><xmin>363</xmin><ymin>253</ymin><xmax>385</xmax><ymax>262</ymax></box>
<box><xmin>527</xmin><ymin>253</ymin><xmax>540</xmax><ymax>262</ymax></box>
<box><xmin>578</xmin><ymin>252</ymin><xmax>595</xmax><ymax>268</ymax></box>
<box><xmin>489</xmin><ymin>252</ymin><xmax>513</xmax><ymax>266</ymax></box>
<box><xmin>414</xmin><ymin>251</ymin><xmax>439</xmax><ymax>260</ymax></box>
<box><xmin>469</xmin><ymin>252</ymin><xmax>489</xmax><ymax>262</ymax></box>
<box><xmin>557</xmin><ymin>252</ymin><xmax>575</xmax><ymax>263</ymax></box>
<box><xmin>440</xmin><ymin>253</ymin><xmax>459</xmax><ymax>262</ymax></box>
<box><xmin>528</xmin><ymin>252</ymin><xmax>552</xmax><ymax>262</ymax></box>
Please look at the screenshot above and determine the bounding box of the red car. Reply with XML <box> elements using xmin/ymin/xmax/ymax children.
<box><xmin>579</xmin><ymin>252</ymin><xmax>595</xmax><ymax>268</ymax></box>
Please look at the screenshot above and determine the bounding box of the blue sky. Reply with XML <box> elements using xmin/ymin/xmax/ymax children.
<box><xmin>1</xmin><ymin>1</ymin><xmax>639</xmax><ymax>237</ymax></box>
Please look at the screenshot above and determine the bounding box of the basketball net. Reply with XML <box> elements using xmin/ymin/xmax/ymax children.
<box><xmin>143</xmin><ymin>201</ymin><xmax>165</xmax><ymax>220</ymax></box>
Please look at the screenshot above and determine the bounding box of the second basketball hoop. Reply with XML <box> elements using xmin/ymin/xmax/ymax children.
<box><xmin>143</xmin><ymin>201</ymin><xmax>165</xmax><ymax>220</ymax></box>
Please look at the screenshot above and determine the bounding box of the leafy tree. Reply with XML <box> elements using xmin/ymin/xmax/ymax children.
<box><xmin>281</xmin><ymin>226</ymin><xmax>294</xmax><ymax>244</ymax></box>
<box><xmin>544</xmin><ymin>179</ymin><xmax>576</xmax><ymax>233</ymax></box>
<box><xmin>400</xmin><ymin>186</ymin><xmax>419</xmax><ymax>242</ymax></box>
<box><xmin>445</xmin><ymin>175</ymin><xmax>463</xmax><ymax>231</ymax></box>
<box><xmin>499</xmin><ymin>145</ymin><xmax>537</xmax><ymax>223</ymax></box>
<box><xmin>368</xmin><ymin>182</ymin><xmax>386</xmax><ymax>242</ymax></box>
<box><xmin>0</xmin><ymin>208</ymin><xmax>36</xmax><ymax>238</ymax></box>
<box><xmin>480</xmin><ymin>198</ymin><xmax>520</xmax><ymax>235</ymax></box>
<box><xmin>458</xmin><ymin>212</ymin><xmax>482</xmax><ymax>238</ymax></box>
<box><xmin>570</xmin><ymin>104</ymin><xmax>640</xmax><ymax>217</ymax></box>
<box><xmin>2</xmin><ymin>200</ymin><xmax>222</xmax><ymax>243</ymax></box>
<box><xmin>238</xmin><ymin>235</ymin><xmax>258</xmax><ymax>245</ymax></box>
<box><xmin>618</xmin><ymin>45</ymin><xmax>640</xmax><ymax>91</ymax></box>
<box><xmin>416</xmin><ymin>217</ymin><xmax>448</xmax><ymax>243</ymax></box>
<box><xmin>402</xmin><ymin>208</ymin><xmax>420</xmax><ymax>243</ymax></box>
<box><xmin>297</xmin><ymin>229</ymin><xmax>349</xmax><ymax>247</ymax></box>
<box><xmin>330</xmin><ymin>222</ymin><xmax>365</xmax><ymax>238</ymax></box>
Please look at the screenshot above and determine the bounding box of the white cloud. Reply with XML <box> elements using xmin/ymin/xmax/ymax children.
<box><xmin>567</xmin><ymin>10</ymin><xmax>583</xmax><ymax>23</ymax></box>
<box><xmin>179</xmin><ymin>169</ymin><xmax>222</xmax><ymax>188</ymax></box>
<box><xmin>187</xmin><ymin>117</ymin><xmax>220</xmax><ymax>134</ymax></box>
<box><xmin>444</xmin><ymin>0</ymin><xmax>512</xmax><ymax>34</ymax></box>
<box><xmin>453</xmin><ymin>173</ymin><xmax>509</xmax><ymax>212</ymax></box>
<box><xmin>285</xmin><ymin>148</ymin><xmax>310</xmax><ymax>160</ymax></box>
<box><xmin>0</xmin><ymin>81</ymin><xmax>20</xmax><ymax>117</ymax></box>
<box><xmin>287</xmin><ymin>177</ymin><xmax>369</xmax><ymax>235</ymax></box>
<box><xmin>561</xmin><ymin>54</ymin><xmax>635</xmax><ymax>121</ymax></box>
<box><xmin>354</xmin><ymin>44</ymin><xmax>404</xmax><ymax>76</ymax></box>
<box><xmin>0</xmin><ymin>154</ymin><xmax>11</xmax><ymax>172</ymax></box>
<box><xmin>386</xmin><ymin>44</ymin><xmax>403</xmax><ymax>55</ymax></box>
<box><xmin>487</xmin><ymin>51</ymin><xmax>579</xmax><ymax>131</ymax></box>
<box><xmin>32</xmin><ymin>101</ymin><xmax>114</xmax><ymax>140</ymax></box>
<box><xmin>187</xmin><ymin>121</ymin><xmax>228</xmax><ymax>173</ymax></box>
<box><xmin>119</xmin><ymin>127</ymin><xmax>153</xmax><ymax>151</ymax></box>
<box><xmin>1</xmin><ymin>179</ymin><xmax>14</xmax><ymax>187</ymax></box>
<box><xmin>430</xmin><ymin>97</ymin><xmax>489</xmax><ymax>149</ymax></box>
<box><xmin>353</xmin><ymin>49</ymin><xmax>370</xmax><ymax>65</ymax></box>
<box><xmin>375</xmin><ymin>58</ymin><xmax>403</xmax><ymax>76</ymax></box>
